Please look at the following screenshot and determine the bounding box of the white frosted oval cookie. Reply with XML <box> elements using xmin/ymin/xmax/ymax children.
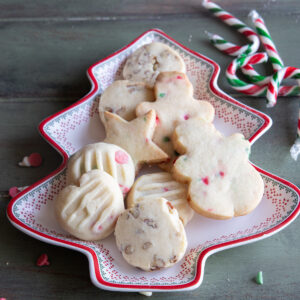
<box><xmin>55</xmin><ymin>170</ymin><xmax>124</xmax><ymax>241</ymax></box>
<box><xmin>115</xmin><ymin>198</ymin><xmax>187</xmax><ymax>271</ymax></box>
<box><xmin>127</xmin><ymin>172</ymin><xmax>194</xmax><ymax>226</ymax></box>
<box><xmin>99</xmin><ymin>80</ymin><xmax>154</xmax><ymax>124</ymax></box>
<box><xmin>123</xmin><ymin>42</ymin><xmax>186</xmax><ymax>87</ymax></box>
<box><xmin>172</xmin><ymin>118</ymin><xmax>264</xmax><ymax>219</ymax></box>
<box><xmin>66</xmin><ymin>143</ymin><xmax>135</xmax><ymax>195</ymax></box>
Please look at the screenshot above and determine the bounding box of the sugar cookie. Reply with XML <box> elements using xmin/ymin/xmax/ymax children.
<box><xmin>99</xmin><ymin>80</ymin><xmax>154</xmax><ymax>124</ymax></box>
<box><xmin>115</xmin><ymin>198</ymin><xmax>187</xmax><ymax>271</ymax></box>
<box><xmin>123</xmin><ymin>42</ymin><xmax>186</xmax><ymax>87</ymax></box>
<box><xmin>55</xmin><ymin>170</ymin><xmax>124</xmax><ymax>241</ymax></box>
<box><xmin>136</xmin><ymin>71</ymin><xmax>214</xmax><ymax>170</ymax></box>
<box><xmin>127</xmin><ymin>172</ymin><xmax>194</xmax><ymax>225</ymax></box>
<box><xmin>103</xmin><ymin>110</ymin><xmax>169</xmax><ymax>171</ymax></box>
<box><xmin>172</xmin><ymin>118</ymin><xmax>264</xmax><ymax>219</ymax></box>
<box><xmin>66</xmin><ymin>143</ymin><xmax>135</xmax><ymax>195</ymax></box>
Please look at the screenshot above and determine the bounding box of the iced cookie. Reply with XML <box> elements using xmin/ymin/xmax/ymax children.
<box><xmin>55</xmin><ymin>170</ymin><xmax>124</xmax><ymax>241</ymax></box>
<box><xmin>123</xmin><ymin>42</ymin><xmax>186</xmax><ymax>87</ymax></box>
<box><xmin>172</xmin><ymin>118</ymin><xmax>264</xmax><ymax>220</ymax></box>
<box><xmin>66</xmin><ymin>143</ymin><xmax>135</xmax><ymax>195</ymax></box>
<box><xmin>136</xmin><ymin>71</ymin><xmax>215</xmax><ymax>170</ymax></box>
<box><xmin>115</xmin><ymin>198</ymin><xmax>187</xmax><ymax>271</ymax></box>
<box><xmin>103</xmin><ymin>110</ymin><xmax>169</xmax><ymax>171</ymax></box>
<box><xmin>127</xmin><ymin>172</ymin><xmax>194</xmax><ymax>225</ymax></box>
<box><xmin>99</xmin><ymin>80</ymin><xmax>154</xmax><ymax>124</ymax></box>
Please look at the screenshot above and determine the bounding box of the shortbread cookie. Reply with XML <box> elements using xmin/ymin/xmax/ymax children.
<box><xmin>136</xmin><ymin>71</ymin><xmax>215</xmax><ymax>170</ymax></box>
<box><xmin>115</xmin><ymin>198</ymin><xmax>187</xmax><ymax>271</ymax></box>
<box><xmin>103</xmin><ymin>110</ymin><xmax>169</xmax><ymax>171</ymax></box>
<box><xmin>99</xmin><ymin>80</ymin><xmax>154</xmax><ymax>124</ymax></box>
<box><xmin>127</xmin><ymin>172</ymin><xmax>194</xmax><ymax>225</ymax></box>
<box><xmin>55</xmin><ymin>170</ymin><xmax>124</xmax><ymax>241</ymax></box>
<box><xmin>123</xmin><ymin>42</ymin><xmax>186</xmax><ymax>87</ymax></box>
<box><xmin>66</xmin><ymin>143</ymin><xmax>135</xmax><ymax>195</ymax></box>
<box><xmin>172</xmin><ymin>118</ymin><xmax>264</xmax><ymax>219</ymax></box>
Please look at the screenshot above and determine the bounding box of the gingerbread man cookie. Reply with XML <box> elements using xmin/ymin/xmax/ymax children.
<box><xmin>99</xmin><ymin>80</ymin><xmax>154</xmax><ymax>124</ymax></box>
<box><xmin>103</xmin><ymin>110</ymin><xmax>169</xmax><ymax>171</ymax></box>
<box><xmin>136</xmin><ymin>71</ymin><xmax>215</xmax><ymax>170</ymax></box>
<box><xmin>123</xmin><ymin>42</ymin><xmax>186</xmax><ymax>87</ymax></box>
<box><xmin>172</xmin><ymin>118</ymin><xmax>264</xmax><ymax>220</ymax></box>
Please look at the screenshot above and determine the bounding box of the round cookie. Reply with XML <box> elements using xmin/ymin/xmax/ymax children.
<box><xmin>127</xmin><ymin>172</ymin><xmax>194</xmax><ymax>226</ymax></box>
<box><xmin>123</xmin><ymin>42</ymin><xmax>186</xmax><ymax>87</ymax></box>
<box><xmin>66</xmin><ymin>143</ymin><xmax>135</xmax><ymax>195</ymax></box>
<box><xmin>99</xmin><ymin>80</ymin><xmax>154</xmax><ymax>124</ymax></box>
<box><xmin>55</xmin><ymin>170</ymin><xmax>124</xmax><ymax>241</ymax></box>
<box><xmin>115</xmin><ymin>198</ymin><xmax>187</xmax><ymax>271</ymax></box>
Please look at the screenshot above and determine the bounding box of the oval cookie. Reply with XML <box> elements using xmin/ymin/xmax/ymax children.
<box><xmin>123</xmin><ymin>42</ymin><xmax>186</xmax><ymax>87</ymax></box>
<box><xmin>55</xmin><ymin>170</ymin><xmax>124</xmax><ymax>241</ymax></box>
<box><xmin>99</xmin><ymin>80</ymin><xmax>154</xmax><ymax>124</ymax></box>
<box><xmin>115</xmin><ymin>198</ymin><xmax>187</xmax><ymax>271</ymax></box>
<box><xmin>66</xmin><ymin>143</ymin><xmax>135</xmax><ymax>195</ymax></box>
<box><xmin>127</xmin><ymin>172</ymin><xmax>194</xmax><ymax>225</ymax></box>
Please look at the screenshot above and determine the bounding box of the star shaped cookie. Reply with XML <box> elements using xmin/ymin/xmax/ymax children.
<box><xmin>103</xmin><ymin>109</ymin><xmax>169</xmax><ymax>171</ymax></box>
<box><xmin>136</xmin><ymin>71</ymin><xmax>215</xmax><ymax>171</ymax></box>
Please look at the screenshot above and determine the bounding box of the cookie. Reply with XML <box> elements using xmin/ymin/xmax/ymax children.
<box><xmin>136</xmin><ymin>71</ymin><xmax>215</xmax><ymax>170</ymax></box>
<box><xmin>115</xmin><ymin>198</ymin><xmax>187</xmax><ymax>271</ymax></box>
<box><xmin>55</xmin><ymin>170</ymin><xmax>124</xmax><ymax>241</ymax></box>
<box><xmin>172</xmin><ymin>118</ymin><xmax>264</xmax><ymax>219</ymax></box>
<box><xmin>66</xmin><ymin>143</ymin><xmax>135</xmax><ymax>195</ymax></box>
<box><xmin>99</xmin><ymin>80</ymin><xmax>154</xmax><ymax>124</ymax></box>
<box><xmin>127</xmin><ymin>172</ymin><xmax>194</xmax><ymax>226</ymax></box>
<box><xmin>123</xmin><ymin>42</ymin><xmax>186</xmax><ymax>87</ymax></box>
<box><xmin>103</xmin><ymin>109</ymin><xmax>169</xmax><ymax>171</ymax></box>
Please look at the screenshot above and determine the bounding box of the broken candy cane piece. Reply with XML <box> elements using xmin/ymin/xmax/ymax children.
<box><xmin>139</xmin><ymin>292</ymin><xmax>153</xmax><ymax>297</ymax></box>
<box><xmin>19</xmin><ymin>153</ymin><xmax>42</xmax><ymax>167</ymax></box>
<box><xmin>36</xmin><ymin>253</ymin><xmax>50</xmax><ymax>267</ymax></box>
<box><xmin>9</xmin><ymin>186</ymin><xmax>28</xmax><ymax>198</ymax></box>
<box><xmin>255</xmin><ymin>271</ymin><xmax>263</xmax><ymax>285</ymax></box>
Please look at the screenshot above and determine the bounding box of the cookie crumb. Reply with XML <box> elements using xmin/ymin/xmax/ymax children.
<box><xmin>36</xmin><ymin>253</ymin><xmax>50</xmax><ymax>267</ymax></box>
<box><xmin>255</xmin><ymin>271</ymin><xmax>263</xmax><ymax>285</ymax></box>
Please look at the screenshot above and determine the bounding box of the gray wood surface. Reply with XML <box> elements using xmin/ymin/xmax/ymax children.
<box><xmin>0</xmin><ymin>0</ymin><xmax>299</xmax><ymax>299</ymax></box>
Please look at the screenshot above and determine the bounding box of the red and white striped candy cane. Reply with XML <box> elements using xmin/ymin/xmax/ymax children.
<box><xmin>202</xmin><ymin>0</ymin><xmax>260</xmax><ymax>56</ymax></box>
<box><xmin>267</xmin><ymin>67</ymin><xmax>300</xmax><ymax>107</ymax></box>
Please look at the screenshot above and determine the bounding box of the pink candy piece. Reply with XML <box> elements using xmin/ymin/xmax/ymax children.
<box><xmin>163</xmin><ymin>187</ymin><xmax>169</xmax><ymax>192</ymax></box>
<box><xmin>202</xmin><ymin>177</ymin><xmax>210</xmax><ymax>185</ymax></box>
<box><xmin>98</xmin><ymin>225</ymin><xmax>103</xmax><ymax>231</ymax></box>
<box><xmin>115</xmin><ymin>150</ymin><xmax>129</xmax><ymax>164</ymax></box>
<box><xmin>176</xmin><ymin>75</ymin><xmax>183</xmax><ymax>79</ymax></box>
<box><xmin>9</xmin><ymin>187</ymin><xmax>20</xmax><ymax>198</ymax></box>
<box><xmin>119</xmin><ymin>184</ymin><xmax>130</xmax><ymax>195</ymax></box>
<box><xmin>184</xmin><ymin>114</ymin><xmax>190</xmax><ymax>120</ymax></box>
<box><xmin>155</xmin><ymin>116</ymin><xmax>160</xmax><ymax>125</ymax></box>
<box><xmin>36</xmin><ymin>254</ymin><xmax>50</xmax><ymax>267</ymax></box>
<box><xmin>219</xmin><ymin>171</ymin><xmax>225</xmax><ymax>177</ymax></box>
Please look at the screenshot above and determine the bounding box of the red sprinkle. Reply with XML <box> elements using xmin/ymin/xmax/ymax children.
<box><xmin>155</xmin><ymin>116</ymin><xmax>160</xmax><ymax>125</ymax></box>
<box><xmin>163</xmin><ymin>187</ymin><xmax>169</xmax><ymax>192</ymax></box>
<box><xmin>202</xmin><ymin>177</ymin><xmax>209</xmax><ymax>185</ymax></box>
<box><xmin>219</xmin><ymin>171</ymin><xmax>225</xmax><ymax>177</ymax></box>
<box><xmin>176</xmin><ymin>75</ymin><xmax>183</xmax><ymax>80</ymax></box>
<box><xmin>172</xmin><ymin>156</ymin><xmax>179</xmax><ymax>164</ymax></box>
<box><xmin>184</xmin><ymin>114</ymin><xmax>190</xmax><ymax>120</ymax></box>
<box><xmin>36</xmin><ymin>254</ymin><xmax>50</xmax><ymax>267</ymax></box>
<box><xmin>98</xmin><ymin>225</ymin><xmax>103</xmax><ymax>231</ymax></box>
<box><xmin>208</xmin><ymin>208</ymin><xmax>213</xmax><ymax>212</ymax></box>
<box><xmin>9</xmin><ymin>187</ymin><xmax>20</xmax><ymax>198</ymax></box>
<box><xmin>115</xmin><ymin>150</ymin><xmax>129</xmax><ymax>164</ymax></box>
<box><xmin>28</xmin><ymin>153</ymin><xmax>43</xmax><ymax>167</ymax></box>
<box><xmin>145</xmin><ymin>138</ymin><xmax>149</xmax><ymax>143</ymax></box>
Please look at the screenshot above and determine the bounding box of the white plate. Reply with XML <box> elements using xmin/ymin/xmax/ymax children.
<box><xmin>7</xmin><ymin>29</ymin><xmax>300</xmax><ymax>293</ymax></box>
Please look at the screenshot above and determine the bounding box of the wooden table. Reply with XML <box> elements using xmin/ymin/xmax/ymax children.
<box><xmin>1</xmin><ymin>1</ymin><xmax>299</xmax><ymax>299</ymax></box>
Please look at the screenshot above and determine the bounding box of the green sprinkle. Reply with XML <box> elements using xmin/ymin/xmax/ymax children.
<box><xmin>255</xmin><ymin>271</ymin><xmax>263</xmax><ymax>285</ymax></box>
<box><xmin>183</xmin><ymin>156</ymin><xmax>188</xmax><ymax>161</ymax></box>
<box><xmin>143</xmin><ymin>117</ymin><xmax>147</xmax><ymax>121</ymax></box>
<box><xmin>159</xmin><ymin>92</ymin><xmax>166</xmax><ymax>98</ymax></box>
<box><xmin>163</xmin><ymin>136</ymin><xmax>170</xmax><ymax>142</ymax></box>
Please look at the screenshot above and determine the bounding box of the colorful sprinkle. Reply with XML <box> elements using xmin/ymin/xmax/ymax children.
<box><xmin>183</xmin><ymin>156</ymin><xmax>188</xmax><ymax>161</ymax></box>
<box><xmin>219</xmin><ymin>171</ymin><xmax>225</xmax><ymax>177</ymax></box>
<box><xmin>207</xmin><ymin>208</ymin><xmax>213</xmax><ymax>212</ymax></box>
<box><xmin>166</xmin><ymin>201</ymin><xmax>174</xmax><ymax>210</ymax></box>
<box><xmin>145</xmin><ymin>138</ymin><xmax>149</xmax><ymax>143</ymax></box>
<box><xmin>98</xmin><ymin>225</ymin><xmax>103</xmax><ymax>231</ymax></box>
<box><xmin>173</xmin><ymin>157</ymin><xmax>179</xmax><ymax>164</ymax></box>
<box><xmin>155</xmin><ymin>116</ymin><xmax>160</xmax><ymax>125</ymax></box>
<box><xmin>184</xmin><ymin>114</ymin><xmax>190</xmax><ymax>120</ymax></box>
<box><xmin>143</xmin><ymin>116</ymin><xmax>147</xmax><ymax>121</ymax></box>
<box><xmin>163</xmin><ymin>136</ymin><xmax>170</xmax><ymax>142</ymax></box>
<box><xmin>36</xmin><ymin>254</ymin><xmax>50</xmax><ymax>267</ymax></box>
<box><xmin>202</xmin><ymin>177</ymin><xmax>209</xmax><ymax>185</ymax></box>
<box><xmin>163</xmin><ymin>187</ymin><xmax>169</xmax><ymax>192</ymax></box>
<box><xmin>159</xmin><ymin>92</ymin><xmax>166</xmax><ymax>98</ymax></box>
<box><xmin>115</xmin><ymin>150</ymin><xmax>129</xmax><ymax>164</ymax></box>
<box><xmin>176</xmin><ymin>75</ymin><xmax>183</xmax><ymax>80</ymax></box>
<box><xmin>255</xmin><ymin>271</ymin><xmax>263</xmax><ymax>285</ymax></box>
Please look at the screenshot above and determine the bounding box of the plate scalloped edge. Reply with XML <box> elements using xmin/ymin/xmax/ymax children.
<box><xmin>6</xmin><ymin>29</ymin><xmax>300</xmax><ymax>292</ymax></box>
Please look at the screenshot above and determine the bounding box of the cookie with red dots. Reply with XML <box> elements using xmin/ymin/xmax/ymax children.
<box><xmin>66</xmin><ymin>143</ymin><xmax>135</xmax><ymax>195</ymax></box>
<box><xmin>136</xmin><ymin>71</ymin><xmax>214</xmax><ymax>171</ymax></box>
<box><xmin>55</xmin><ymin>170</ymin><xmax>124</xmax><ymax>241</ymax></box>
<box><xmin>172</xmin><ymin>118</ymin><xmax>264</xmax><ymax>219</ymax></box>
<box><xmin>123</xmin><ymin>42</ymin><xmax>186</xmax><ymax>87</ymax></box>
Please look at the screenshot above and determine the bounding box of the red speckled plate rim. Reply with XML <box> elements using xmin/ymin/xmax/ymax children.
<box><xmin>7</xmin><ymin>29</ymin><xmax>300</xmax><ymax>292</ymax></box>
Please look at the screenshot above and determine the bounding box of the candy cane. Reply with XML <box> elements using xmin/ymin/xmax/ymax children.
<box><xmin>267</xmin><ymin>67</ymin><xmax>300</xmax><ymax>107</ymax></box>
<box><xmin>202</xmin><ymin>0</ymin><xmax>260</xmax><ymax>56</ymax></box>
